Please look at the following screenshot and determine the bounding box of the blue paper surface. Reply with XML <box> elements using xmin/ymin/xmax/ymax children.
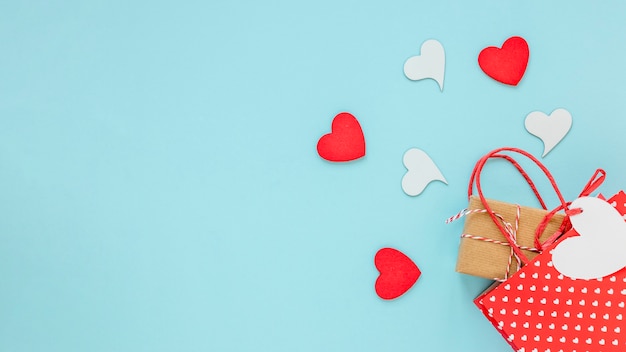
<box><xmin>1</xmin><ymin>1</ymin><xmax>626</xmax><ymax>351</ymax></box>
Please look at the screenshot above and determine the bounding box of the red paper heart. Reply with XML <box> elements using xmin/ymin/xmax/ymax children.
<box><xmin>478</xmin><ymin>36</ymin><xmax>529</xmax><ymax>86</ymax></box>
<box><xmin>374</xmin><ymin>248</ymin><xmax>421</xmax><ymax>300</ymax></box>
<box><xmin>317</xmin><ymin>112</ymin><xmax>365</xmax><ymax>162</ymax></box>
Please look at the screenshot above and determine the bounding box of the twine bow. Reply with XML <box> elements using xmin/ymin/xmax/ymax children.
<box><xmin>447</xmin><ymin>206</ymin><xmax>539</xmax><ymax>281</ymax></box>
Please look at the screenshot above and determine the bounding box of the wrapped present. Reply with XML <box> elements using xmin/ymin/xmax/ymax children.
<box><xmin>476</xmin><ymin>194</ymin><xmax>626</xmax><ymax>352</ymax></box>
<box><xmin>452</xmin><ymin>148</ymin><xmax>607</xmax><ymax>281</ymax></box>
<box><xmin>456</xmin><ymin>196</ymin><xmax>566</xmax><ymax>281</ymax></box>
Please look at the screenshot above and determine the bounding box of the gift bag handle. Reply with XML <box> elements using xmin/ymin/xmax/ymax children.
<box><xmin>468</xmin><ymin>147</ymin><xmax>569</xmax><ymax>264</ymax></box>
<box><xmin>468</xmin><ymin>153</ymin><xmax>552</xmax><ymax>210</ymax></box>
<box><xmin>537</xmin><ymin>168</ymin><xmax>606</xmax><ymax>249</ymax></box>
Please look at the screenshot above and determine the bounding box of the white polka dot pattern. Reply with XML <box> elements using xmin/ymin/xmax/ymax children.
<box><xmin>476</xmin><ymin>240</ymin><xmax>626</xmax><ymax>352</ymax></box>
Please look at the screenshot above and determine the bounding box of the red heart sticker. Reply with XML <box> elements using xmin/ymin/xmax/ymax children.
<box><xmin>317</xmin><ymin>112</ymin><xmax>365</xmax><ymax>162</ymax></box>
<box><xmin>374</xmin><ymin>248</ymin><xmax>421</xmax><ymax>300</ymax></box>
<box><xmin>478</xmin><ymin>36</ymin><xmax>529</xmax><ymax>86</ymax></box>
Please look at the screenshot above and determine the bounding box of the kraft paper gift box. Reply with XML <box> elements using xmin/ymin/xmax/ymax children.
<box><xmin>456</xmin><ymin>196</ymin><xmax>566</xmax><ymax>281</ymax></box>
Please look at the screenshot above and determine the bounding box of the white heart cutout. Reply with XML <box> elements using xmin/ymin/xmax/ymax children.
<box><xmin>401</xmin><ymin>148</ymin><xmax>447</xmax><ymax>196</ymax></box>
<box><xmin>403</xmin><ymin>39</ymin><xmax>445</xmax><ymax>91</ymax></box>
<box><xmin>552</xmin><ymin>196</ymin><xmax>626</xmax><ymax>279</ymax></box>
<box><xmin>524</xmin><ymin>108</ymin><xmax>572</xmax><ymax>157</ymax></box>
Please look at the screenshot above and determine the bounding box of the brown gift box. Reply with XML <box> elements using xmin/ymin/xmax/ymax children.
<box><xmin>455</xmin><ymin>195</ymin><xmax>566</xmax><ymax>281</ymax></box>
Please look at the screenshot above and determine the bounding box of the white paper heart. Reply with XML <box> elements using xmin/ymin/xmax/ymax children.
<box><xmin>401</xmin><ymin>148</ymin><xmax>447</xmax><ymax>196</ymax></box>
<box><xmin>524</xmin><ymin>108</ymin><xmax>572</xmax><ymax>157</ymax></box>
<box><xmin>403</xmin><ymin>39</ymin><xmax>445</xmax><ymax>91</ymax></box>
<box><xmin>552</xmin><ymin>196</ymin><xmax>626</xmax><ymax>279</ymax></box>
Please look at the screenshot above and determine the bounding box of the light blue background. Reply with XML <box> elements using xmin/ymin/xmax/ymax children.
<box><xmin>2</xmin><ymin>1</ymin><xmax>626</xmax><ymax>351</ymax></box>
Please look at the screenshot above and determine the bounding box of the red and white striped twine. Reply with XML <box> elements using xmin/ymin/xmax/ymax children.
<box><xmin>447</xmin><ymin>205</ymin><xmax>539</xmax><ymax>282</ymax></box>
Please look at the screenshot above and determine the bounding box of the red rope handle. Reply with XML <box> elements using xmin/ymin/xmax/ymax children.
<box><xmin>468</xmin><ymin>147</ymin><xmax>569</xmax><ymax>265</ymax></box>
<box><xmin>534</xmin><ymin>168</ymin><xmax>606</xmax><ymax>250</ymax></box>
<box><xmin>468</xmin><ymin>153</ymin><xmax>548</xmax><ymax>210</ymax></box>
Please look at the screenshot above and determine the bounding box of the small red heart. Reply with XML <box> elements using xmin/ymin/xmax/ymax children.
<box><xmin>478</xmin><ymin>36</ymin><xmax>529</xmax><ymax>86</ymax></box>
<box><xmin>317</xmin><ymin>112</ymin><xmax>365</xmax><ymax>162</ymax></box>
<box><xmin>374</xmin><ymin>248</ymin><xmax>421</xmax><ymax>300</ymax></box>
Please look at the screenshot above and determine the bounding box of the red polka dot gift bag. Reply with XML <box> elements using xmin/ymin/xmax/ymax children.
<box><xmin>476</xmin><ymin>190</ymin><xmax>626</xmax><ymax>352</ymax></box>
